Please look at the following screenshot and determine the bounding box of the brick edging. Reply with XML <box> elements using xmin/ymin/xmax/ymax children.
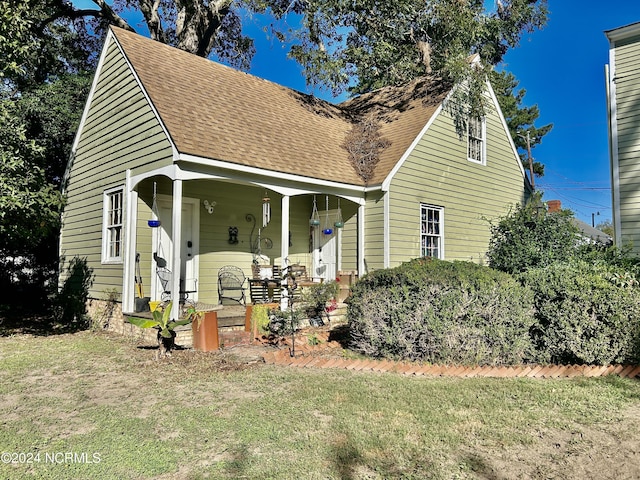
<box><xmin>260</xmin><ymin>342</ymin><xmax>640</xmax><ymax>379</ymax></box>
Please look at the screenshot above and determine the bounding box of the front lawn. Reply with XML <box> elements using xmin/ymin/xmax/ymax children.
<box><xmin>1</xmin><ymin>330</ymin><xmax>639</xmax><ymax>479</ymax></box>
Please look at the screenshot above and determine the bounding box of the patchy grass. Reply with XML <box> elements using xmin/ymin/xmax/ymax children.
<box><xmin>0</xmin><ymin>330</ymin><xmax>639</xmax><ymax>479</ymax></box>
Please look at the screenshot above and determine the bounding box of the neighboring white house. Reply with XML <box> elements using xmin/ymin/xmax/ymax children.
<box><xmin>606</xmin><ymin>21</ymin><xmax>640</xmax><ymax>252</ymax></box>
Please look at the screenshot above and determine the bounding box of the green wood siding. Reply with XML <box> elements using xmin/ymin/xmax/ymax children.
<box><xmin>59</xmin><ymin>37</ymin><xmax>174</xmax><ymax>298</ymax></box>
<box><xmin>613</xmin><ymin>34</ymin><xmax>640</xmax><ymax>252</ymax></box>
<box><xmin>363</xmin><ymin>191</ymin><xmax>385</xmax><ymax>271</ymax></box>
<box><xmin>388</xmin><ymin>104</ymin><xmax>526</xmax><ymax>266</ymax></box>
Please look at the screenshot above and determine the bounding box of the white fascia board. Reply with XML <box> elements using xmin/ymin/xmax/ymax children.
<box><xmin>110</xmin><ymin>29</ymin><xmax>180</xmax><ymax>162</ymax></box>
<box><xmin>485</xmin><ymin>79</ymin><xmax>527</xmax><ymax>179</ymax></box>
<box><xmin>381</xmin><ymin>104</ymin><xmax>443</xmax><ymax>192</ymax></box>
<box><xmin>179</xmin><ymin>153</ymin><xmax>372</xmax><ymax>203</ymax></box>
<box><xmin>605</xmin><ymin>22</ymin><xmax>640</xmax><ymax>43</ymax></box>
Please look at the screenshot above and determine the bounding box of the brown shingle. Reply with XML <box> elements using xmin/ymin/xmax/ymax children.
<box><xmin>111</xmin><ymin>27</ymin><xmax>448</xmax><ymax>187</ymax></box>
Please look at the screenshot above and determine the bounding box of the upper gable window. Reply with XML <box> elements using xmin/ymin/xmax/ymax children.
<box><xmin>102</xmin><ymin>187</ymin><xmax>124</xmax><ymax>263</ymax></box>
<box><xmin>467</xmin><ymin>116</ymin><xmax>486</xmax><ymax>165</ymax></box>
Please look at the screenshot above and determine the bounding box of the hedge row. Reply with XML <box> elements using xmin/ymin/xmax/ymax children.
<box><xmin>347</xmin><ymin>258</ymin><xmax>640</xmax><ymax>366</ymax></box>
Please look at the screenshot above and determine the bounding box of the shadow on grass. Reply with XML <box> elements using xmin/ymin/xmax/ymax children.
<box><xmin>0</xmin><ymin>307</ymin><xmax>91</xmax><ymax>337</ymax></box>
<box><xmin>328</xmin><ymin>433</ymin><xmax>369</xmax><ymax>480</ymax></box>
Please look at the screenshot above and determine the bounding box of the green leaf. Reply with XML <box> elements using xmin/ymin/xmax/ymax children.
<box><xmin>127</xmin><ymin>317</ymin><xmax>160</xmax><ymax>329</ymax></box>
<box><xmin>168</xmin><ymin>319</ymin><xmax>192</xmax><ymax>329</ymax></box>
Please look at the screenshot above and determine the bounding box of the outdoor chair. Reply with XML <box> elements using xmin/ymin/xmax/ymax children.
<box><xmin>217</xmin><ymin>265</ymin><xmax>247</xmax><ymax>305</ymax></box>
<box><xmin>154</xmin><ymin>253</ymin><xmax>198</xmax><ymax>307</ymax></box>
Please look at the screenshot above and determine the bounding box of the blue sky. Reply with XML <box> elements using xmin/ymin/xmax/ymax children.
<box><xmin>75</xmin><ymin>1</ymin><xmax>640</xmax><ymax>225</ymax></box>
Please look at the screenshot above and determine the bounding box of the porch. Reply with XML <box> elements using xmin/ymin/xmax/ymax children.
<box><xmin>123</xmin><ymin>172</ymin><xmax>366</xmax><ymax>320</ymax></box>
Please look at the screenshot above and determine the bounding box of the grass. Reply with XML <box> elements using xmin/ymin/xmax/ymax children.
<box><xmin>0</xmin><ymin>330</ymin><xmax>639</xmax><ymax>479</ymax></box>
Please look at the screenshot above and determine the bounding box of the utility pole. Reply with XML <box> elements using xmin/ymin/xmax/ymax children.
<box><xmin>525</xmin><ymin>131</ymin><xmax>535</xmax><ymax>191</ymax></box>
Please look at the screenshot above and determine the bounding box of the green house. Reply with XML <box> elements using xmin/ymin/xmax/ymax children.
<box><xmin>606</xmin><ymin>21</ymin><xmax>640</xmax><ymax>252</ymax></box>
<box><xmin>60</xmin><ymin>26</ymin><xmax>528</xmax><ymax>320</ymax></box>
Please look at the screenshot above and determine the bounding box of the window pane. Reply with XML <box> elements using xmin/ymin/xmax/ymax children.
<box><xmin>104</xmin><ymin>189</ymin><xmax>123</xmax><ymax>261</ymax></box>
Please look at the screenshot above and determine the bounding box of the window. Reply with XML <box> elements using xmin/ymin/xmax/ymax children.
<box><xmin>467</xmin><ymin>116</ymin><xmax>486</xmax><ymax>165</ymax></box>
<box><xmin>102</xmin><ymin>187</ymin><xmax>124</xmax><ymax>263</ymax></box>
<box><xmin>421</xmin><ymin>205</ymin><xmax>444</xmax><ymax>259</ymax></box>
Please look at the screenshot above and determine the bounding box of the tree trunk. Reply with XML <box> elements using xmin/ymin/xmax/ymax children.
<box><xmin>175</xmin><ymin>0</ymin><xmax>233</xmax><ymax>57</ymax></box>
<box><xmin>138</xmin><ymin>0</ymin><xmax>167</xmax><ymax>44</ymax></box>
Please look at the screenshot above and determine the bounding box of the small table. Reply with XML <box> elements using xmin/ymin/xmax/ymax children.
<box><xmin>248</xmin><ymin>278</ymin><xmax>282</xmax><ymax>304</ymax></box>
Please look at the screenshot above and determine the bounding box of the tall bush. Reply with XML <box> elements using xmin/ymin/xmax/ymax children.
<box><xmin>522</xmin><ymin>261</ymin><xmax>640</xmax><ymax>365</ymax></box>
<box><xmin>487</xmin><ymin>193</ymin><xmax>579</xmax><ymax>274</ymax></box>
<box><xmin>348</xmin><ymin>259</ymin><xmax>536</xmax><ymax>365</ymax></box>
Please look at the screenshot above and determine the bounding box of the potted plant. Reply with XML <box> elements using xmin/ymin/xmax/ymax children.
<box><xmin>128</xmin><ymin>301</ymin><xmax>190</xmax><ymax>357</ymax></box>
<box><xmin>300</xmin><ymin>281</ymin><xmax>339</xmax><ymax>327</ymax></box>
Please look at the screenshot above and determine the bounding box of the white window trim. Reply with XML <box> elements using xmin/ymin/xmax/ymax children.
<box><xmin>102</xmin><ymin>186</ymin><xmax>124</xmax><ymax>264</ymax></box>
<box><xmin>467</xmin><ymin>116</ymin><xmax>487</xmax><ymax>165</ymax></box>
<box><xmin>420</xmin><ymin>204</ymin><xmax>444</xmax><ymax>259</ymax></box>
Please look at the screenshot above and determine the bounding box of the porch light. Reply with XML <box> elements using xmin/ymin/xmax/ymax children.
<box><xmin>309</xmin><ymin>195</ymin><xmax>320</xmax><ymax>226</ymax></box>
<box><xmin>148</xmin><ymin>181</ymin><xmax>161</xmax><ymax>228</ymax></box>
<box><xmin>262</xmin><ymin>191</ymin><xmax>271</xmax><ymax>228</ymax></box>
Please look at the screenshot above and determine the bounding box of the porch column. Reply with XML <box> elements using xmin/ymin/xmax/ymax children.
<box><xmin>171</xmin><ymin>179</ymin><xmax>183</xmax><ymax>320</ymax></box>
<box><xmin>123</xmin><ymin>169</ymin><xmax>138</xmax><ymax>313</ymax></box>
<box><xmin>280</xmin><ymin>194</ymin><xmax>290</xmax><ymax>310</ymax></box>
<box><xmin>358</xmin><ymin>203</ymin><xmax>366</xmax><ymax>275</ymax></box>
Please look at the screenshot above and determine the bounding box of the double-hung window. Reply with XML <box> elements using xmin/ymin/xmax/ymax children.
<box><xmin>102</xmin><ymin>187</ymin><xmax>124</xmax><ymax>263</ymax></box>
<box><xmin>467</xmin><ymin>116</ymin><xmax>486</xmax><ymax>165</ymax></box>
<box><xmin>421</xmin><ymin>205</ymin><xmax>444</xmax><ymax>259</ymax></box>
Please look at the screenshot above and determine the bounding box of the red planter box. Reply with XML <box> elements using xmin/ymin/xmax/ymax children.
<box><xmin>192</xmin><ymin>311</ymin><xmax>219</xmax><ymax>352</ymax></box>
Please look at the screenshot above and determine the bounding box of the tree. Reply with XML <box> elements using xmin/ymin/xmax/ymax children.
<box><xmin>486</xmin><ymin>192</ymin><xmax>580</xmax><ymax>274</ymax></box>
<box><xmin>33</xmin><ymin>0</ymin><xmax>257</xmax><ymax>69</ymax></box>
<box><xmin>272</xmin><ymin>0</ymin><xmax>548</xmax><ymax>103</ymax></box>
<box><xmin>490</xmin><ymin>70</ymin><xmax>552</xmax><ymax>177</ymax></box>
<box><xmin>596</xmin><ymin>220</ymin><xmax>614</xmax><ymax>238</ymax></box>
<box><xmin>0</xmin><ymin>3</ymin><xmax>93</xmax><ymax>308</ymax></box>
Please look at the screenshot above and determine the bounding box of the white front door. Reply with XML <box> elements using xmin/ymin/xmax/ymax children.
<box><xmin>151</xmin><ymin>196</ymin><xmax>199</xmax><ymax>301</ymax></box>
<box><xmin>313</xmin><ymin>209</ymin><xmax>341</xmax><ymax>281</ymax></box>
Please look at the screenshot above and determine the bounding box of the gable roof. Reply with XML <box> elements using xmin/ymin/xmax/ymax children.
<box><xmin>109</xmin><ymin>27</ymin><xmax>449</xmax><ymax>187</ymax></box>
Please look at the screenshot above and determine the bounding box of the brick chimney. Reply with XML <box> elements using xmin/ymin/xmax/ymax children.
<box><xmin>547</xmin><ymin>200</ymin><xmax>561</xmax><ymax>213</ymax></box>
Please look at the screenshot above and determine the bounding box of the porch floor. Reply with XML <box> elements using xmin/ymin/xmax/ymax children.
<box><xmin>127</xmin><ymin>302</ymin><xmax>247</xmax><ymax>328</ymax></box>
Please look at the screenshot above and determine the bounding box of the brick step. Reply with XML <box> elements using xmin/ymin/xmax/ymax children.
<box><xmin>219</xmin><ymin>330</ymin><xmax>252</xmax><ymax>348</ymax></box>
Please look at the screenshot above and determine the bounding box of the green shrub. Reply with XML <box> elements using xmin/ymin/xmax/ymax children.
<box><xmin>487</xmin><ymin>193</ymin><xmax>580</xmax><ymax>274</ymax></box>
<box><xmin>521</xmin><ymin>261</ymin><xmax>640</xmax><ymax>365</ymax></box>
<box><xmin>347</xmin><ymin>258</ymin><xmax>536</xmax><ymax>365</ymax></box>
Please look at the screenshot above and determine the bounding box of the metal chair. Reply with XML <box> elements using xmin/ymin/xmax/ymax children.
<box><xmin>154</xmin><ymin>253</ymin><xmax>197</xmax><ymax>307</ymax></box>
<box><xmin>217</xmin><ymin>265</ymin><xmax>247</xmax><ymax>305</ymax></box>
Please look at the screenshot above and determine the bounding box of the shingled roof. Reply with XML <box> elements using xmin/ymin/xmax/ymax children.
<box><xmin>111</xmin><ymin>26</ymin><xmax>449</xmax><ymax>187</ymax></box>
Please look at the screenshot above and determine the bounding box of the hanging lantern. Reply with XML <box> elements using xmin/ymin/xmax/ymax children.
<box><xmin>309</xmin><ymin>195</ymin><xmax>320</xmax><ymax>226</ymax></box>
<box><xmin>322</xmin><ymin>196</ymin><xmax>333</xmax><ymax>235</ymax></box>
<box><xmin>262</xmin><ymin>191</ymin><xmax>271</xmax><ymax>228</ymax></box>
<box><xmin>334</xmin><ymin>198</ymin><xmax>344</xmax><ymax>228</ymax></box>
<box><xmin>148</xmin><ymin>181</ymin><xmax>161</xmax><ymax>228</ymax></box>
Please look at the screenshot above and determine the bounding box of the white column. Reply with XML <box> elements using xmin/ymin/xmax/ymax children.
<box><xmin>171</xmin><ymin>179</ymin><xmax>183</xmax><ymax>320</ymax></box>
<box><xmin>358</xmin><ymin>203</ymin><xmax>365</xmax><ymax>275</ymax></box>
<box><xmin>280</xmin><ymin>194</ymin><xmax>290</xmax><ymax>310</ymax></box>
<box><xmin>123</xmin><ymin>170</ymin><xmax>138</xmax><ymax>313</ymax></box>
